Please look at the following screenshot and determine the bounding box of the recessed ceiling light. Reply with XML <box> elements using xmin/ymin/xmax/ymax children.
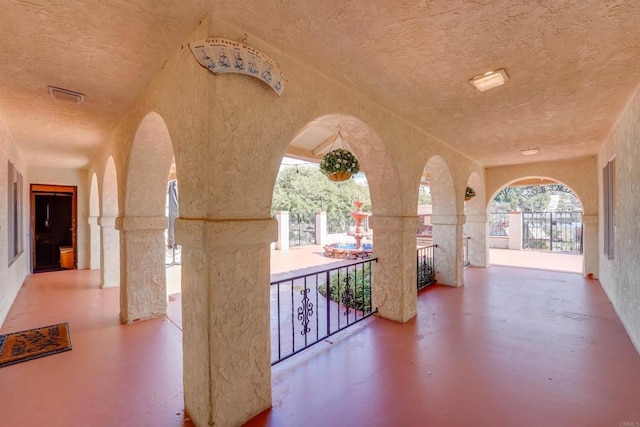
<box><xmin>48</xmin><ymin>86</ymin><xmax>85</xmax><ymax>104</ymax></box>
<box><xmin>469</xmin><ymin>68</ymin><xmax>509</xmax><ymax>92</ymax></box>
<box><xmin>520</xmin><ymin>148</ymin><xmax>540</xmax><ymax>155</ymax></box>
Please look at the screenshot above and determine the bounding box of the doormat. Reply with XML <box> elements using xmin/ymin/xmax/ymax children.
<box><xmin>0</xmin><ymin>322</ymin><xmax>72</xmax><ymax>368</ymax></box>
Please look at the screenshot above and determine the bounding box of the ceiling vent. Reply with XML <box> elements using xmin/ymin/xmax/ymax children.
<box><xmin>48</xmin><ymin>86</ymin><xmax>85</xmax><ymax>104</ymax></box>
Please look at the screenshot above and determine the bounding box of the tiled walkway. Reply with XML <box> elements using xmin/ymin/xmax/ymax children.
<box><xmin>1</xmin><ymin>248</ymin><xmax>638</xmax><ymax>426</ymax></box>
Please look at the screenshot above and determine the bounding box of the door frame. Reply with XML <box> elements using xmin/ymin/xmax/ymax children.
<box><xmin>30</xmin><ymin>184</ymin><xmax>78</xmax><ymax>271</ymax></box>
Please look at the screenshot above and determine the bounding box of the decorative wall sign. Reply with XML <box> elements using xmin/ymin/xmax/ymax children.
<box><xmin>189</xmin><ymin>38</ymin><xmax>285</xmax><ymax>96</ymax></box>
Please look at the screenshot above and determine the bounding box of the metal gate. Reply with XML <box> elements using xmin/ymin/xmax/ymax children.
<box><xmin>522</xmin><ymin>212</ymin><xmax>583</xmax><ymax>253</ymax></box>
<box><xmin>289</xmin><ymin>212</ymin><xmax>316</xmax><ymax>247</ymax></box>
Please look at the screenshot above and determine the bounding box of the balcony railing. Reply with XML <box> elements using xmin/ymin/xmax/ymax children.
<box><xmin>522</xmin><ymin>211</ymin><xmax>583</xmax><ymax>253</ymax></box>
<box><xmin>271</xmin><ymin>257</ymin><xmax>378</xmax><ymax>365</ymax></box>
<box><xmin>417</xmin><ymin>245</ymin><xmax>437</xmax><ymax>291</ymax></box>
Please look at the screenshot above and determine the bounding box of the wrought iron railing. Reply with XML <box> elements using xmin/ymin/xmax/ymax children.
<box><xmin>463</xmin><ymin>236</ymin><xmax>470</xmax><ymax>267</ymax></box>
<box><xmin>271</xmin><ymin>257</ymin><xmax>378</xmax><ymax>365</ymax></box>
<box><xmin>489</xmin><ymin>213</ymin><xmax>509</xmax><ymax>236</ymax></box>
<box><xmin>289</xmin><ymin>212</ymin><xmax>316</xmax><ymax>247</ymax></box>
<box><xmin>417</xmin><ymin>245</ymin><xmax>437</xmax><ymax>291</ymax></box>
<box><xmin>522</xmin><ymin>211</ymin><xmax>583</xmax><ymax>253</ymax></box>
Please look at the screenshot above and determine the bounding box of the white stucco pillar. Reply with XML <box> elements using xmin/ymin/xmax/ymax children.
<box><xmin>582</xmin><ymin>214</ymin><xmax>598</xmax><ymax>278</ymax></box>
<box><xmin>275</xmin><ymin>211</ymin><xmax>289</xmax><ymax>250</ymax></box>
<box><xmin>89</xmin><ymin>216</ymin><xmax>100</xmax><ymax>270</ymax></box>
<box><xmin>431</xmin><ymin>214</ymin><xmax>465</xmax><ymax>287</ymax></box>
<box><xmin>466</xmin><ymin>214</ymin><xmax>488</xmax><ymax>267</ymax></box>
<box><xmin>116</xmin><ymin>215</ymin><xmax>167</xmax><ymax>323</ymax></box>
<box><xmin>368</xmin><ymin>215</ymin><xmax>421</xmax><ymax>323</ymax></box>
<box><xmin>175</xmin><ymin>217</ymin><xmax>276</xmax><ymax>426</ymax></box>
<box><xmin>98</xmin><ymin>216</ymin><xmax>120</xmax><ymax>288</ymax></box>
<box><xmin>315</xmin><ymin>211</ymin><xmax>327</xmax><ymax>246</ymax></box>
<box><xmin>508</xmin><ymin>211</ymin><xmax>523</xmax><ymax>250</ymax></box>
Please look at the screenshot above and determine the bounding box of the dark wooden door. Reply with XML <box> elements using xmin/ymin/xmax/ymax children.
<box><xmin>31</xmin><ymin>184</ymin><xmax>77</xmax><ymax>272</ymax></box>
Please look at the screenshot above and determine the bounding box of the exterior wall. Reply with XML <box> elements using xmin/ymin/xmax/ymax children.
<box><xmin>598</xmin><ymin>86</ymin><xmax>640</xmax><ymax>353</ymax></box>
<box><xmin>28</xmin><ymin>166</ymin><xmax>89</xmax><ymax>269</ymax></box>
<box><xmin>0</xmin><ymin>115</ymin><xmax>30</xmax><ymax>326</ymax></box>
<box><xmin>489</xmin><ymin>236</ymin><xmax>509</xmax><ymax>249</ymax></box>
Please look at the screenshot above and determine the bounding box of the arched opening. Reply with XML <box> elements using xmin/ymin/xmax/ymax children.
<box><xmin>100</xmin><ymin>156</ymin><xmax>120</xmax><ymax>288</ymax></box>
<box><xmin>270</xmin><ymin>119</ymin><xmax>375</xmax><ymax>363</ymax></box>
<box><xmin>487</xmin><ymin>177</ymin><xmax>584</xmax><ymax>273</ymax></box>
<box><xmin>120</xmin><ymin>111</ymin><xmax>174</xmax><ymax>323</ymax></box>
<box><xmin>422</xmin><ymin>155</ymin><xmax>462</xmax><ymax>286</ymax></box>
<box><xmin>89</xmin><ymin>173</ymin><xmax>100</xmax><ymax>270</ymax></box>
<box><xmin>165</xmin><ymin>158</ymin><xmax>182</xmax><ymax>325</ymax></box>
<box><xmin>267</xmin><ymin>113</ymin><xmax>412</xmax><ymax>357</ymax></box>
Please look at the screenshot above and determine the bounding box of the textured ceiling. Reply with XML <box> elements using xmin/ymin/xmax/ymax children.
<box><xmin>0</xmin><ymin>0</ymin><xmax>209</xmax><ymax>168</ymax></box>
<box><xmin>2</xmin><ymin>1</ymin><xmax>640</xmax><ymax>168</ymax></box>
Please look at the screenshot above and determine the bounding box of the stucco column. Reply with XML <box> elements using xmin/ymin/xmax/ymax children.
<box><xmin>431</xmin><ymin>215</ymin><xmax>465</xmax><ymax>287</ymax></box>
<box><xmin>582</xmin><ymin>214</ymin><xmax>598</xmax><ymax>278</ymax></box>
<box><xmin>98</xmin><ymin>216</ymin><xmax>120</xmax><ymax>288</ymax></box>
<box><xmin>508</xmin><ymin>211</ymin><xmax>523</xmax><ymax>250</ymax></box>
<box><xmin>89</xmin><ymin>216</ymin><xmax>100</xmax><ymax>270</ymax></box>
<box><xmin>175</xmin><ymin>217</ymin><xmax>276</xmax><ymax>426</ymax></box>
<box><xmin>466</xmin><ymin>214</ymin><xmax>488</xmax><ymax>267</ymax></box>
<box><xmin>116</xmin><ymin>216</ymin><xmax>167</xmax><ymax>323</ymax></box>
<box><xmin>275</xmin><ymin>211</ymin><xmax>289</xmax><ymax>250</ymax></box>
<box><xmin>368</xmin><ymin>215</ymin><xmax>421</xmax><ymax>323</ymax></box>
<box><xmin>315</xmin><ymin>211</ymin><xmax>327</xmax><ymax>246</ymax></box>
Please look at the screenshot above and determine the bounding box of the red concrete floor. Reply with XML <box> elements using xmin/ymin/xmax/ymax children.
<box><xmin>0</xmin><ymin>270</ymin><xmax>191</xmax><ymax>427</ymax></box>
<box><xmin>2</xmin><ymin>257</ymin><xmax>640</xmax><ymax>426</ymax></box>
<box><xmin>247</xmin><ymin>266</ymin><xmax>640</xmax><ymax>426</ymax></box>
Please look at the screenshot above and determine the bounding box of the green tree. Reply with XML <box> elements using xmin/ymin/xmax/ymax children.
<box><xmin>272</xmin><ymin>165</ymin><xmax>371</xmax><ymax>233</ymax></box>
<box><xmin>418</xmin><ymin>185</ymin><xmax>432</xmax><ymax>205</ymax></box>
<box><xmin>490</xmin><ymin>185</ymin><xmax>579</xmax><ymax>213</ymax></box>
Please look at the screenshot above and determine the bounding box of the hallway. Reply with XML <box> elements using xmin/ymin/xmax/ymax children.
<box><xmin>1</xmin><ymin>265</ymin><xmax>639</xmax><ymax>426</ymax></box>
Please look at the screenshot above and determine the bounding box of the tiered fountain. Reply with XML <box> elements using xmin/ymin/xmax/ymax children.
<box><xmin>323</xmin><ymin>198</ymin><xmax>373</xmax><ymax>259</ymax></box>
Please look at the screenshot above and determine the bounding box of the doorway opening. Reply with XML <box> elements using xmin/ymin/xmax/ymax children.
<box><xmin>31</xmin><ymin>184</ymin><xmax>77</xmax><ymax>273</ymax></box>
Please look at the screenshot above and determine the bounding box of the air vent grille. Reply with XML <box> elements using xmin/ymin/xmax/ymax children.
<box><xmin>48</xmin><ymin>86</ymin><xmax>85</xmax><ymax>104</ymax></box>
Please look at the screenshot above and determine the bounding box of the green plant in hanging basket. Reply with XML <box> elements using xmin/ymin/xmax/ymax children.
<box><xmin>320</xmin><ymin>148</ymin><xmax>360</xmax><ymax>182</ymax></box>
<box><xmin>465</xmin><ymin>186</ymin><xmax>476</xmax><ymax>200</ymax></box>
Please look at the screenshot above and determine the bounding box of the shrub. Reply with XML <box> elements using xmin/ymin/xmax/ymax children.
<box><xmin>319</xmin><ymin>263</ymin><xmax>372</xmax><ymax>313</ymax></box>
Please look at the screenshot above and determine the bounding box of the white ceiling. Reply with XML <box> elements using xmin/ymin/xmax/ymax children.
<box><xmin>2</xmin><ymin>1</ymin><xmax>640</xmax><ymax>168</ymax></box>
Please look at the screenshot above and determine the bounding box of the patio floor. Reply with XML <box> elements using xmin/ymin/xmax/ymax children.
<box><xmin>1</xmin><ymin>246</ymin><xmax>636</xmax><ymax>426</ymax></box>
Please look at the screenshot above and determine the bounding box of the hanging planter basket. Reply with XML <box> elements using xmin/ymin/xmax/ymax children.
<box><xmin>326</xmin><ymin>171</ymin><xmax>353</xmax><ymax>182</ymax></box>
<box><xmin>320</xmin><ymin>147</ymin><xmax>360</xmax><ymax>182</ymax></box>
<box><xmin>465</xmin><ymin>186</ymin><xmax>476</xmax><ymax>201</ymax></box>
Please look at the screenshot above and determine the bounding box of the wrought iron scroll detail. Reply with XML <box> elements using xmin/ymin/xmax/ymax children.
<box><xmin>297</xmin><ymin>288</ymin><xmax>313</xmax><ymax>335</ymax></box>
<box><xmin>341</xmin><ymin>275</ymin><xmax>353</xmax><ymax>316</ymax></box>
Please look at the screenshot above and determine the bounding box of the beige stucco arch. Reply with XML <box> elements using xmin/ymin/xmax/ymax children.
<box><xmin>487</xmin><ymin>176</ymin><xmax>584</xmax><ymax>212</ymax></box>
<box><xmin>282</xmin><ymin>114</ymin><xmax>403</xmax><ymax>217</ymax></box>
<box><xmin>425</xmin><ymin>155</ymin><xmax>464</xmax><ymax>286</ymax></box>
<box><xmin>282</xmin><ymin>114</ymin><xmax>415</xmax><ymax>322</ymax></box>
<box><xmin>486</xmin><ymin>156</ymin><xmax>598</xmax><ymax>277</ymax></box>
<box><xmin>465</xmin><ymin>172</ymin><xmax>489</xmax><ymax>267</ymax></box>
<box><xmin>119</xmin><ymin>112</ymin><xmax>174</xmax><ymax>323</ymax></box>
<box><xmin>99</xmin><ymin>156</ymin><xmax>120</xmax><ymax>288</ymax></box>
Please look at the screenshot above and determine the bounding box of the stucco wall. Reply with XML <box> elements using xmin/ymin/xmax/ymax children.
<box><xmin>598</xmin><ymin>86</ymin><xmax>640</xmax><ymax>353</ymax></box>
<box><xmin>0</xmin><ymin>115</ymin><xmax>30</xmax><ymax>326</ymax></box>
<box><xmin>28</xmin><ymin>166</ymin><xmax>89</xmax><ymax>269</ymax></box>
